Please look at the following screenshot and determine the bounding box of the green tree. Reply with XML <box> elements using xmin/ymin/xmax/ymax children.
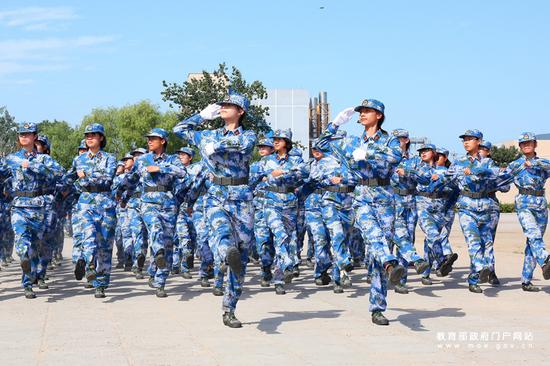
<box><xmin>37</xmin><ymin>120</ymin><xmax>81</xmax><ymax>168</ymax></box>
<box><xmin>79</xmin><ymin>100</ymin><xmax>179</xmax><ymax>157</ymax></box>
<box><xmin>161</xmin><ymin>63</ymin><xmax>270</xmax><ymax>133</ymax></box>
<box><xmin>491</xmin><ymin>145</ymin><xmax>521</xmax><ymax>167</ymax></box>
<box><xmin>0</xmin><ymin>106</ymin><xmax>17</xmax><ymax>157</ymax></box>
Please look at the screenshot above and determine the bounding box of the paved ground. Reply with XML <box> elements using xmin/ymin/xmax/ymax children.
<box><xmin>1</xmin><ymin>213</ymin><xmax>549</xmax><ymax>365</ymax></box>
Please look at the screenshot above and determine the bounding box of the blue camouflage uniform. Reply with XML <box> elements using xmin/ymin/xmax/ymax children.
<box><xmin>173</xmin><ymin>92</ymin><xmax>256</xmax><ymax>314</ymax></box>
<box><xmin>64</xmin><ymin>124</ymin><xmax>117</xmax><ymax>291</ymax></box>
<box><xmin>504</xmin><ymin>132</ymin><xmax>550</xmax><ymax>285</ymax></box>
<box><xmin>116</xmin><ymin>128</ymin><xmax>186</xmax><ymax>291</ymax></box>
<box><xmin>0</xmin><ymin>123</ymin><xmax>64</xmax><ymax>291</ymax></box>
<box><xmin>446</xmin><ymin>130</ymin><xmax>516</xmax><ymax>289</ymax></box>
<box><xmin>254</xmin><ymin>129</ymin><xmax>308</xmax><ymax>289</ymax></box>
<box><xmin>317</xmin><ymin>99</ymin><xmax>404</xmax><ymax>315</ymax></box>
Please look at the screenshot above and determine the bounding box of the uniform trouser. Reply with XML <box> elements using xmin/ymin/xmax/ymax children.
<box><xmin>517</xmin><ymin>206</ymin><xmax>549</xmax><ymax>283</ymax></box>
<box><xmin>71</xmin><ymin>206</ymin><xmax>85</xmax><ymax>264</ymax></box>
<box><xmin>393</xmin><ymin>199</ymin><xmax>419</xmax><ymax>285</ymax></box>
<box><xmin>486</xmin><ymin>209</ymin><xmax>500</xmax><ymax>272</ymax></box>
<box><xmin>11</xmin><ymin>206</ymin><xmax>45</xmax><ymax>288</ymax></box>
<box><xmin>354</xmin><ymin>201</ymin><xmax>398</xmax><ymax>313</ymax></box>
<box><xmin>254</xmin><ymin>202</ymin><xmax>274</xmax><ymax>280</ymax></box>
<box><xmin>265</xmin><ymin>203</ymin><xmax>298</xmax><ymax>285</ymax></box>
<box><xmin>52</xmin><ymin>214</ymin><xmax>65</xmax><ymax>256</ymax></box>
<box><xmin>305</xmin><ymin>207</ymin><xmax>332</xmax><ymax>279</ymax></box>
<box><xmin>127</xmin><ymin>206</ymin><xmax>147</xmax><ymax>266</ymax></box>
<box><xmin>38</xmin><ymin>203</ymin><xmax>57</xmax><ymax>280</ymax></box>
<box><xmin>114</xmin><ymin>221</ymin><xmax>125</xmax><ymax>264</ymax></box>
<box><xmin>350</xmin><ymin>227</ymin><xmax>365</xmax><ymax>262</ymax></box>
<box><xmin>321</xmin><ymin>203</ymin><xmax>353</xmax><ymax>284</ymax></box>
<box><xmin>417</xmin><ymin>199</ymin><xmax>447</xmax><ymax>278</ymax></box>
<box><xmin>192</xmin><ymin>205</ymin><xmax>214</xmax><ymax>279</ymax></box>
<box><xmin>174</xmin><ymin>208</ymin><xmax>196</xmax><ymax>272</ymax></box>
<box><xmin>206</xmin><ymin>197</ymin><xmax>253</xmax><ymax>312</ymax></box>
<box><xmin>77</xmin><ymin>201</ymin><xmax>116</xmax><ymax>288</ymax></box>
<box><xmin>439</xmin><ymin>206</ymin><xmax>456</xmax><ymax>256</ymax></box>
<box><xmin>458</xmin><ymin>208</ymin><xmax>499</xmax><ymax>285</ymax></box>
<box><xmin>0</xmin><ymin>206</ymin><xmax>14</xmax><ymax>260</ymax></box>
<box><xmin>296</xmin><ymin>206</ymin><xmax>306</xmax><ymax>260</ymax></box>
<box><xmin>142</xmin><ymin>202</ymin><xmax>176</xmax><ymax>288</ymax></box>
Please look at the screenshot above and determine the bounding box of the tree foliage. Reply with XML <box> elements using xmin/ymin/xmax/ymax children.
<box><xmin>0</xmin><ymin>106</ymin><xmax>17</xmax><ymax>157</ymax></box>
<box><xmin>161</xmin><ymin>63</ymin><xmax>270</xmax><ymax>133</ymax></box>
<box><xmin>491</xmin><ymin>145</ymin><xmax>521</xmax><ymax>167</ymax></box>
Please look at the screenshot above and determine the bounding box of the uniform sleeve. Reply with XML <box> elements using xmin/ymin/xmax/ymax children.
<box><xmin>173</xmin><ymin>114</ymin><xmax>204</xmax><ymax>146</ymax></box>
<box><xmin>210</xmin><ymin>131</ymin><xmax>256</xmax><ymax>155</ymax></box>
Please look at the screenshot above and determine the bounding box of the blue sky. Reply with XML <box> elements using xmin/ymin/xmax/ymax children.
<box><xmin>1</xmin><ymin>0</ymin><xmax>549</xmax><ymax>153</ymax></box>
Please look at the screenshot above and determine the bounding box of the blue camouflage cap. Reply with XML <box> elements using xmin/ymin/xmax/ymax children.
<box><xmin>176</xmin><ymin>147</ymin><xmax>195</xmax><ymax>158</ymax></box>
<box><xmin>311</xmin><ymin>138</ymin><xmax>330</xmax><ymax>152</ymax></box>
<box><xmin>392</xmin><ymin>128</ymin><xmax>409</xmax><ymax>138</ymax></box>
<box><xmin>436</xmin><ymin>147</ymin><xmax>449</xmax><ymax>156</ymax></box>
<box><xmin>217</xmin><ymin>89</ymin><xmax>250</xmax><ymax>113</ymax></box>
<box><xmin>146</xmin><ymin>128</ymin><xmax>169</xmax><ymax>141</ymax></box>
<box><xmin>256</xmin><ymin>138</ymin><xmax>274</xmax><ymax>148</ymax></box>
<box><xmin>121</xmin><ymin>153</ymin><xmax>134</xmax><ymax>161</ymax></box>
<box><xmin>354</xmin><ymin>99</ymin><xmax>385</xmax><ymax>115</ymax></box>
<box><xmin>17</xmin><ymin>122</ymin><xmax>38</xmax><ymax>134</ymax></box>
<box><xmin>459</xmin><ymin>129</ymin><xmax>483</xmax><ymax>140</ymax></box>
<box><xmin>518</xmin><ymin>132</ymin><xmax>536</xmax><ymax>143</ymax></box>
<box><xmin>289</xmin><ymin>148</ymin><xmax>303</xmax><ymax>157</ymax></box>
<box><xmin>84</xmin><ymin>123</ymin><xmax>105</xmax><ymax>135</ymax></box>
<box><xmin>117</xmin><ymin>161</ymin><xmax>125</xmax><ymax>167</ymax></box>
<box><xmin>418</xmin><ymin>143</ymin><xmax>437</xmax><ymax>152</ymax></box>
<box><xmin>272</xmin><ymin>128</ymin><xmax>293</xmax><ymax>142</ymax></box>
<box><xmin>36</xmin><ymin>135</ymin><xmax>50</xmax><ymax>148</ymax></box>
<box><xmin>78</xmin><ymin>139</ymin><xmax>87</xmax><ymax>150</ymax></box>
<box><xmin>131</xmin><ymin>147</ymin><xmax>147</xmax><ymax>156</ymax></box>
<box><xmin>480</xmin><ymin>141</ymin><xmax>493</xmax><ymax>150</ymax></box>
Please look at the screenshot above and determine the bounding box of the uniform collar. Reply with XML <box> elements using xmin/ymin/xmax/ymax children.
<box><xmin>21</xmin><ymin>148</ymin><xmax>37</xmax><ymax>158</ymax></box>
<box><xmin>362</xmin><ymin>129</ymin><xmax>383</xmax><ymax>142</ymax></box>
<box><xmin>276</xmin><ymin>153</ymin><xmax>289</xmax><ymax>161</ymax></box>
<box><xmin>88</xmin><ymin>150</ymin><xmax>103</xmax><ymax>159</ymax></box>
<box><xmin>222</xmin><ymin>126</ymin><xmax>243</xmax><ymax>136</ymax></box>
<box><xmin>153</xmin><ymin>152</ymin><xmax>166</xmax><ymax>162</ymax></box>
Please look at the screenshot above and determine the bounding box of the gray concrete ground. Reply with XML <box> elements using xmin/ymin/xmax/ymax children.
<box><xmin>1</xmin><ymin>213</ymin><xmax>549</xmax><ymax>365</ymax></box>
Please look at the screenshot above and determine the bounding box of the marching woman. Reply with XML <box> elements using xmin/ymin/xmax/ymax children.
<box><xmin>174</xmin><ymin>90</ymin><xmax>256</xmax><ymax>328</ymax></box>
<box><xmin>254</xmin><ymin>129</ymin><xmax>307</xmax><ymax>295</ymax></box>
<box><xmin>65</xmin><ymin>123</ymin><xmax>117</xmax><ymax>298</ymax></box>
<box><xmin>390</xmin><ymin>129</ymin><xmax>429</xmax><ymax>294</ymax></box>
<box><xmin>397</xmin><ymin>144</ymin><xmax>454</xmax><ymax>286</ymax></box>
<box><xmin>504</xmin><ymin>132</ymin><xmax>550</xmax><ymax>291</ymax></box>
<box><xmin>0</xmin><ymin>123</ymin><xmax>63</xmax><ymax>298</ymax></box>
<box><xmin>317</xmin><ymin>99</ymin><xmax>406</xmax><ymax>326</ymax></box>
<box><xmin>116</xmin><ymin>128</ymin><xmax>186</xmax><ymax>298</ymax></box>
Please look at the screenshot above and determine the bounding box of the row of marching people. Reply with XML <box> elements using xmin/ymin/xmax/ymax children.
<box><xmin>1</xmin><ymin>92</ymin><xmax>550</xmax><ymax>329</ymax></box>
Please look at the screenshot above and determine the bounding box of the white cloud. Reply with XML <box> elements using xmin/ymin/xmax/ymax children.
<box><xmin>0</xmin><ymin>36</ymin><xmax>117</xmax><ymax>61</ymax></box>
<box><xmin>0</xmin><ymin>6</ymin><xmax>77</xmax><ymax>31</ymax></box>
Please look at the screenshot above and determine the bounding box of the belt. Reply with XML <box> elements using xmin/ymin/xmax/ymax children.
<box><xmin>15</xmin><ymin>189</ymin><xmax>49</xmax><ymax>198</ymax></box>
<box><xmin>265</xmin><ymin>186</ymin><xmax>297</xmax><ymax>194</ymax></box>
<box><xmin>130</xmin><ymin>192</ymin><xmax>142</xmax><ymax>199</ymax></box>
<box><xmin>211</xmin><ymin>176</ymin><xmax>249</xmax><ymax>186</ymax></box>
<box><xmin>519</xmin><ymin>188</ymin><xmax>545</xmax><ymax>197</ymax></box>
<box><xmin>417</xmin><ymin>191</ymin><xmax>449</xmax><ymax>199</ymax></box>
<box><xmin>144</xmin><ymin>185</ymin><xmax>171</xmax><ymax>193</ymax></box>
<box><xmin>460</xmin><ymin>191</ymin><xmax>492</xmax><ymax>199</ymax></box>
<box><xmin>255</xmin><ymin>191</ymin><xmax>265</xmax><ymax>198</ymax></box>
<box><xmin>394</xmin><ymin>188</ymin><xmax>416</xmax><ymax>196</ymax></box>
<box><xmin>314</xmin><ymin>185</ymin><xmax>355</xmax><ymax>194</ymax></box>
<box><xmin>357</xmin><ymin>178</ymin><xmax>391</xmax><ymax>187</ymax></box>
<box><xmin>81</xmin><ymin>185</ymin><xmax>111</xmax><ymax>193</ymax></box>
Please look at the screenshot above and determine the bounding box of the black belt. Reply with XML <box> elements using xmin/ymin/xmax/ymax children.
<box><xmin>314</xmin><ymin>185</ymin><xmax>355</xmax><ymax>194</ymax></box>
<box><xmin>144</xmin><ymin>186</ymin><xmax>171</xmax><ymax>193</ymax></box>
<box><xmin>519</xmin><ymin>188</ymin><xmax>545</xmax><ymax>197</ymax></box>
<box><xmin>417</xmin><ymin>191</ymin><xmax>449</xmax><ymax>199</ymax></box>
<box><xmin>395</xmin><ymin>188</ymin><xmax>416</xmax><ymax>196</ymax></box>
<box><xmin>15</xmin><ymin>189</ymin><xmax>50</xmax><ymax>198</ymax></box>
<box><xmin>255</xmin><ymin>191</ymin><xmax>265</xmax><ymax>198</ymax></box>
<box><xmin>211</xmin><ymin>176</ymin><xmax>249</xmax><ymax>186</ymax></box>
<box><xmin>265</xmin><ymin>186</ymin><xmax>297</xmax><ymax>194</ymax></box>
<box><xmin>460</xmin><ymin>191</ymin><xmax>492</xmax><ymax>199</ymax></box>
<box><xmin>358</xmin><ymin>178</ymin><xmax>390</xmax><ymax>187</ymax></box>
<box><xmin>81</xmin><ymin>186</ymin><xmax>111</xmax><ymax>193</ymax></box>
<box><xmin>130</xmin><ymin>192</ymin><xmax>142</xmax><ymax>199</ymax></box>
